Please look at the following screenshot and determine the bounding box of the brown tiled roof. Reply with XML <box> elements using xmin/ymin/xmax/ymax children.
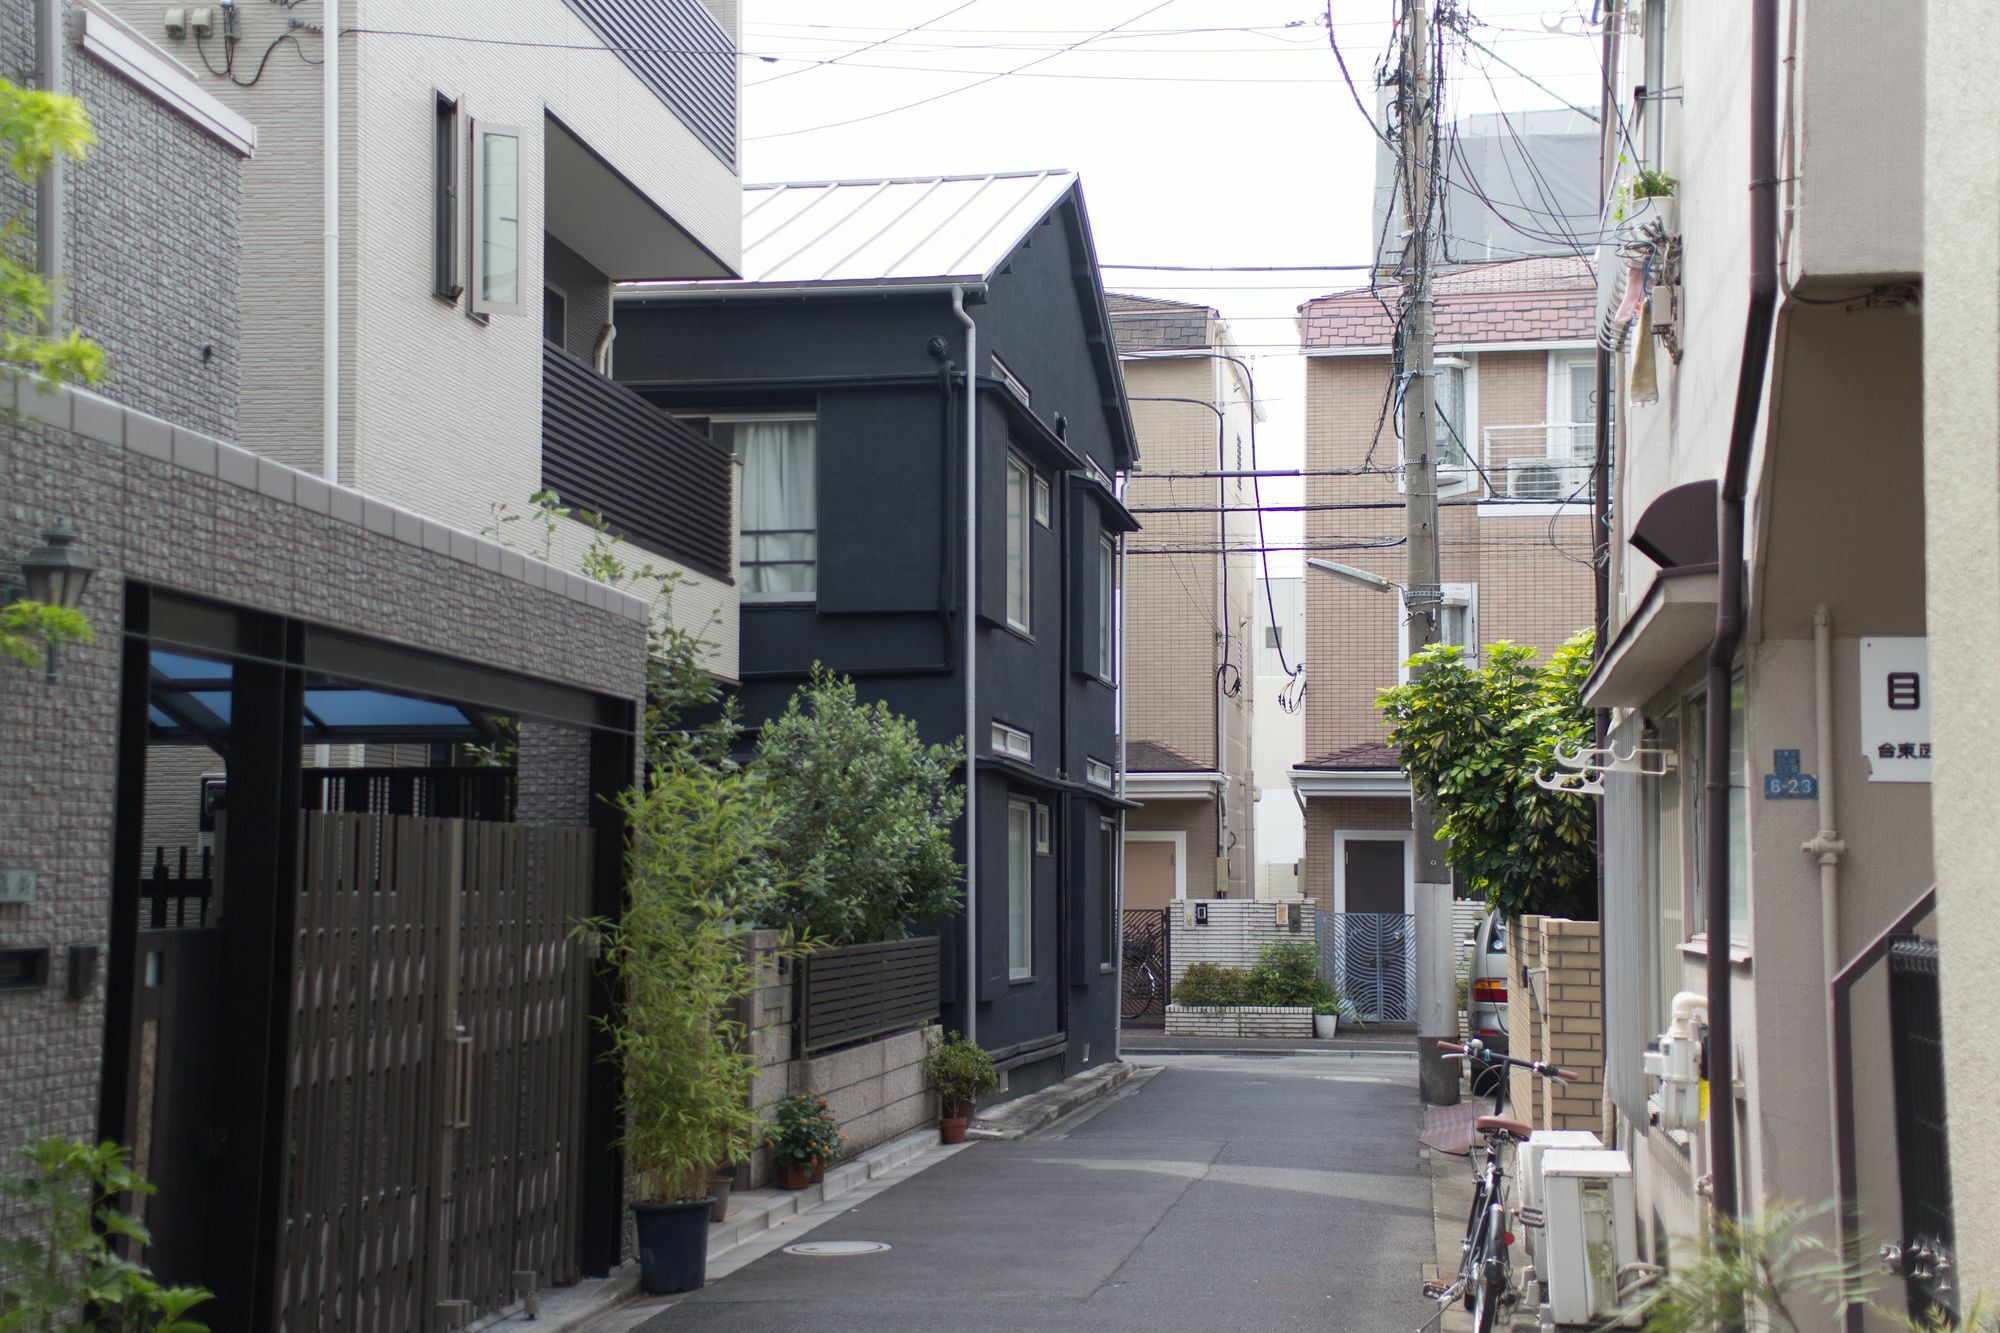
<box><xmin>1126</xmin><ymin>739</ymin><xmax>1208</xmax><ymax>772</ymax></box>
<box><xmin>1298</xmin><ymin>742</ymin><xmax>1403</xmax><ymax>771</ymax></box>
<box><xmin>1107</xmin><ymin>292</ymin><xmax>1214</xmax><ymax>353</ymax></box>
<box><xmin>1297</xmin><ymin>256</ymin><xmax>1595</xmax><ymax>352</ymax></box>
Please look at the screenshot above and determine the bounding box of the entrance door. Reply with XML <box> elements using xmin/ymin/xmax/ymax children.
<box><xmin>1337</xmin><ymin>838</ymin><xmax>1414</xmax><ymax>1022</ymax></box>
<box><xmin>1124</xmin><ymin>839</ymin><xmax>1178</xmax><ymax>912</ymax></box>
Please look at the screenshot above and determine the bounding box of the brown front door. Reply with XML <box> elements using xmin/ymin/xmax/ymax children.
<box><xmin>1343</xmin><ymin>838</ymin><xmax>1406</xmax><ymax>915</ymax></box>
<box><xmin>1124</xmin><ymin>839</ymin><xmax>1177</xmax><ymax>911</ymax></box>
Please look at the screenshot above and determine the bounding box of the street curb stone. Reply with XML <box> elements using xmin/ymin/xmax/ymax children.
<box><xmin>964</xmin><ymin>1060</ymin><xmax>1137</xmax><ymax>1141</ymax></box>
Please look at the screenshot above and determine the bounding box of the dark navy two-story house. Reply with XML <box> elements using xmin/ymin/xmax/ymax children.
<box><xmin>613</xmin><ymin>171</ymin><xmax>1139</xmax><ymax>1097</ymax></box>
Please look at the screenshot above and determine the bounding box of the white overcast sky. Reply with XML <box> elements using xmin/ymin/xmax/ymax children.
<box><xmin>736</xmin><ymin>1</ymin><xmax>1607</xmax><ymax>575</ymax></box>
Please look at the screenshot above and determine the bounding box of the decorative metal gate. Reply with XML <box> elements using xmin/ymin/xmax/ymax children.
<box><xmin>1886</xmin><ymin>935</ymin><xmax>1956</xmax><ymax>1324</ymax></box>
<box><xmin>275</xmin><ymin>813</ymin><xmax>593</xmax><ymax>1332</ymax></box>
<box><xmin>1120</xmin><ymin>908</ymin><xmax>1171</xmax><ymax>1026</ymax></box>
<box><xmin>1318</xmin><ymin>912</ymin><xmax>1416</xmax><ymax>1022</ymax></box>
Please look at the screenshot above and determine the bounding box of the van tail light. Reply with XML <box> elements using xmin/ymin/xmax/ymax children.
<box><xmin>1472</xmin><ymin>979</ymin><xmax>1508</xmax><ymax>1004</ymax></box>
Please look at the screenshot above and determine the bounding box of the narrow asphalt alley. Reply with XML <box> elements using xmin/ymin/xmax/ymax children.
<box><xmin>636</xmin><ymin>1052</ymin><xmax>1438</xmax><ymax>1331</ymax></box>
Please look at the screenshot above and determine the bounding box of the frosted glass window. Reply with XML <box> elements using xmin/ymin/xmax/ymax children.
<box><xmin>1008</xmin><ymin>801</ymin><xmax>1034</xmax><ymax>979</ymax></box>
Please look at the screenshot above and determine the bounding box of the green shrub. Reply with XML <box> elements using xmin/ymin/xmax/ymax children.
<box><xmin>766</xmin><ymin>1092</ymin><xmax>844</xmax><ymax>1171</ymax></box>
<box><xmin>1247</xmin><ymin>941</ymin><xmax>1326</xmax><ymax>1006</ymax></box>
<box><xmin>757</xmin><ymin>668</ymin><xmax>965</xmax><ymax>945</ymax></box>
<box><xmin>920</xmin><ymin>1028</ymin><xmax>997</xmax><ymax>1116</ymax></box>
<box><xmin>0</xmin><ymin>1137</ymin><xmax>211</xmax><ymax>1332</ymax></box>
<box><xmin>1173</xmin><ymin>962</ymin><xmax>1248</xmax><ymax>1007</ymax></box>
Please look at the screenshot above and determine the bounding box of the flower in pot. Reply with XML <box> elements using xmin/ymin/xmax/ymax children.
<box><xmin>767</xmin><ymin>1091</ymin><xmax>843</xmax><ymax>1189</ymax></box>
<box><xmin>587</xmin><ymin>763</ymin><xmax>786</xmax><ymax>1296</ymax></box>
<box><xmin>919</xmin><ymin>1029</ymin><xmax>996</xmax><ymax>1144</ymax></box>
<box><xmin>1312</xmin><ymin>995</ymin><xmax>1343</xmax><ymax>1040</ymax></box>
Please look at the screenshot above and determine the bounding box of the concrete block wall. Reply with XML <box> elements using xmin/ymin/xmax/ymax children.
<box><xmin>1167</xmin><ymin>899</ymin><xmax>1316</xmax><ymax>988</ymax></box>
<box><xmin>740</xmin><ymin>933</ymin><xmax>935</xmax><ymax>1188</ymax></box>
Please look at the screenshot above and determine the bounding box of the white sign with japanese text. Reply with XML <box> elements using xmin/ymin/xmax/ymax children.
<box><xmin>1860</xmin><ymin>637</ymin><xmax>1930</xmax><ymax>783</ymax></box>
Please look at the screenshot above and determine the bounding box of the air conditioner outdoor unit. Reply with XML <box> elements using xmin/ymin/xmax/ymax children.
<box><xmin>1517</xmin><ymin>1129</ymin><xmax>1604</xmax><ymax>1269</ymax></box>
<box><xmin>1506</xmin><ymin>457</ymin><xmax>1569</xmax><ymax>500</ymax></box>
<box><xmin>1540</xmin><ymin>1149</ymin><xmax>1639</xmax><ymax>1325</ymax></box>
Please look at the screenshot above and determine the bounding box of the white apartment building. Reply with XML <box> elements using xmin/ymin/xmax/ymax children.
<box><xmin>1253</xmin><ymin>574</ymin><xmax>1305</xmax><ymax>899</ymax></box>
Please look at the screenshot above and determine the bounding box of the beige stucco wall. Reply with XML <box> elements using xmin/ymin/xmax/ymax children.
<box><xmin>1300</xmin><ymin>794</ymin><xmax>1410</xmax><ymax>910</ymax></box>
<box><xmin>1126</xmin><ymin>798</ymin><xmax>1219</xmax><ymax>901</ymax></box>
<box><xmin>103</xmin><ymin>0</ymin><xmax>743</xmax><ymax>675</ymax></box>
<box><xmin>1923</xmin><ymin>0</ymin><xmax>2000</xmax><ymax>1297</ymax></box>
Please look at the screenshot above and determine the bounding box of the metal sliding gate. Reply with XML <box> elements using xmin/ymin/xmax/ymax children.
<box><xmin>1317</xmin><ymin>912</ymin><xmax>1416</xmax><ymax>1023</ymax></box>
<box><xmin>275</xmin><ymin>813</ymin><xmax>593</xmax><ymax>1332</ymax></box>
<box><xmin>1886</xmin><ymin>935</ymin><xmax>1956</xmax><ymax>1325</ymax></box>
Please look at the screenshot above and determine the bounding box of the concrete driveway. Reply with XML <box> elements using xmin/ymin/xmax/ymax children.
<box><xmin>635</xmin><ymin>1051</ymin><xmax>1439</xmax><ymax>1331</ymax></box>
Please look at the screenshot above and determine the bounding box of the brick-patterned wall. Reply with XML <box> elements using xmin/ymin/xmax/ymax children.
<box><xmin>1123</xmin><ymin>356</ymin><xmax>1220</xmax><ymax>769</ymax></box>
<box><xmin>1506</xmin><ymin>916</ymin><xmax>1605</xmax><ymax>1132</ymax></box>
<box><xmin>1167</xmin><ymin>899</ymin><xmax>1314</xmax><ymax>988</ymax></box>
<box><xmin>1301</xmin><ymin>794</ymin><xmax>1411</xmax><ymax>908</ymax></box>
<box><xmin>1300</xmin><ymin>352</ymin><xmax>1596</xmax><ymax>764</ymax></box>
<box><xmin>0</xmin><ymin>406</ymin><xmax>646</xmax><ymax>1166</ymax></box>
<box><xmin>516</xmin><ymin>722</ymin><xmax>593</xmax><ymax>824</ymax></box>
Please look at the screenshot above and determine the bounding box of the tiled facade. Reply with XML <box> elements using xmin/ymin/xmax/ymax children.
<box><xmin>1112</xmin><ymin>295</ymin><xmax>1257</xmax><ymax>897</ymax></box>
<box><xmin>1292</xmin><ymin>259</ymin><xmax>1599</xmax><ymax>910</ymax></box>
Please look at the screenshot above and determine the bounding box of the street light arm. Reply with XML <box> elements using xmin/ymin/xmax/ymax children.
<box><xmin>1306</xmin><ymin>558</ymin><xmax>1397</xmax><ymax>593</ymax></box>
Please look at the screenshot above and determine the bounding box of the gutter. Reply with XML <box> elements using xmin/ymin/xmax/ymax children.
<box><xmin>951</xmin><ymin>285</ymin><xmax>981</xmax><ymax>1048</ymax></box>
<box><xmin>1701</xmin><ymin>0</ymin><xmax>1780</xmax><ymax>1248</ymax></box>
<box><xmin>35</xmin><ymin>0</ymin><xmax>64</xmax><ymax>328</ymax></box>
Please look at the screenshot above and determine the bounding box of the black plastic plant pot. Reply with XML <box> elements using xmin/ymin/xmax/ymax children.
<box><xmin>633</xmin><ymin>1197</ymin><xmax>717</xmax><ymax>1294</ymax></box>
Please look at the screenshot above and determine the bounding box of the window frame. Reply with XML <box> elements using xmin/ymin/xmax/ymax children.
<box><xmin>1085</xmin><ymin>757</ymin><xmax>1114</xmax><ymax>790</ymax></box>
<box><xmin>1005</xmin><ymin>453</ymin><xmax>1034</xmax><ymax>634</ymax></box>
<box><xmin>715</xmin><ymin>413</ymin><xmax>819</xmax><ymax>604</ymax></box>
<box><xmin>1398</xmin><ymin>581</ymin><xmax>1477</xmax><ymax>680</ymax></box>
<box><xmin>542</xmin><ymin>282</ymin><xmax>568</xmax><ymax>348</ymax></box>
<box><xmin>990</xmin><ymin>721</ymin><xmax>1033</xmax><ymax>762</ymax></box>
<box><xmin>1098</xmin><ymin>816</ymin><xmax>1118</xmax><ymax>971</ymax></box>
<box><xmin>1096</xmin><ymin>534</ymin><xmax>1116</xmax><ymax>682</ymax></box>
<box><xmin>1033</xmin><ymin>474</ymin><xmax>1052</xmax><ymax>528</ymax></box>
<box><xmin>1398</xmin><ymin>356</ymin><xmax>1479</xmax><ymax>495</ymax></box>
<box><xmin>432</xmin><ymin>92</ymin><xmax>463</xmax><ymax>302</ymax></box>
<box><xmin>468</xmin><ymin>120</ymin><xmax>525</xmax><ymax>316</ymax></box>
<box><xmin>1547</xmin><ymin>350</ymin><xmax>1603</xmax><ymax>462</ymax></box>
<box><xmin>1007</xmin><ymin>800</ymin><xmax>1035</xmax><ymax>981</ymax></box>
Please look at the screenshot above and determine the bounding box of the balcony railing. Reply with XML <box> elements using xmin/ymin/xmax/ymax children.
<box><xmin>540</xmin><ymin>343</ymin><xmax>734</xmax><ymax>581</ymax></box>
<box><xmin>1463</xmin><ymin>422</ymin><xmax>1604</xmax><ymax>502</ymax></box>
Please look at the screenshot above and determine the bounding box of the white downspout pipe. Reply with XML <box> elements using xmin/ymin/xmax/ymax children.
<box><xmin>951</xmin><ymin>286</ymin><xmax>978</xmax><ymax>1047</ymax></box>
<box><xmin>1804</xmin><ymin>605</ymin><xmax>1847</xmax><ymax>1221</ymax></box>
<box><xmin>322</xmin><ymin>0</ymin><xmax>339</xmax><ymax>486</ymax></box>
<box><xmin>34</xmin><ymin>0</ymin><xmax>64</xmax><ymax>329</ymax></box>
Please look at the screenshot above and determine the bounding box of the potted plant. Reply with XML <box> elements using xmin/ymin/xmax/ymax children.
<box><xmin>1617</xmin><ymin>167</ymin><xmax>1679</xmax><ymax>234</ymax></box>
<box><xmin>1313</xmin><ymin>997</ymin><xmax>1342</xmax><ymax>1040</ymax></box>
<box><xmin>919</xmin><ymin>1029</ymin><xmax>997</xmax><ymax>1144</ymax></box>
<box><xmin>706</xmin><ymin>1165</ymin><xmax>736</xmax><ymax>1224</ymax></box>
<box><xmin>767</xmin><ymin>1091</ymin><xmax>843</xmax><ymax>1189</ymax></box>
<box><xmin>587</xmin><ymin>763</ymin><xmax>782</xmax><ymax>1296</ymax></box>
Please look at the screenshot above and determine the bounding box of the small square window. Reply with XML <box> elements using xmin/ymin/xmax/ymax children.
<box><xmin>991</xmin><ymin>721</ymin><xmax>1033</xmax><ymax>762</ymax></box>
<box><xmin>1034</xmin><ymin>475</ymin><xmax>1052</xmax><ymax>527</ymax></box>
<box><xmin>1085</xmin><ymin>758</ymin><xmax>1114</xmax><ymax>790</ymax></box>
<box><xmin>1035</xmin><ymin>804</ymin><xmax>1052</xmax><ymax>854</ymax></box>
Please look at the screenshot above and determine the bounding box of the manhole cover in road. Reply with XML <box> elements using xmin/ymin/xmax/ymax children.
<box><xmin>783</xmin><ymin>1241</ymin><xmax>891</xmax><ymax>1257</ymax></box>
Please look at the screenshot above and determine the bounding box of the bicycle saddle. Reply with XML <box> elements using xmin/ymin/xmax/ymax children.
<box><xmin>1475</xmin><ymin>1115</ymin><xmax>1533</xmax><ymax>1140</ymax></box>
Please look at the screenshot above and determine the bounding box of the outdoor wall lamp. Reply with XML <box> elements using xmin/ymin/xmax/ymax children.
<box><xmin>4</xmin><ymin>516</ymin><xmax>98</xmax><ymax>681</ymax></box>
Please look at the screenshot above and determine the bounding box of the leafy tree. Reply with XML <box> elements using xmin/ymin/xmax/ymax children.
<box><xmin>0</xmin><ymin>1137</ymin><xmax>211</xmax><ymax>1332</ymax></box>
<box><xmin>1</xmin><ymin>80</ymin><xmax>104</xmax><ymax>673</ymax></box>
<box><xmin>1378</xmin><ymin>631</ymin><xmax>1597</xmax><ymax>919</ymax></box>
<box><xmin>756</xmin><ymin>667</ymin><xmax>964</xmax><ymax>945</ymax></box>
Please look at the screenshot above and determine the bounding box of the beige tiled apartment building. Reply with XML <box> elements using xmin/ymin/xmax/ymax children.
<box><xmin>1289</xmin><ymin>258</ymin><xmax>1599</xmax><ymax>921</ymax></box>
<box><xmin>1110</xmin><ymin>295</ymin><xmax>1261</xmax><ymax>907</ymax></box>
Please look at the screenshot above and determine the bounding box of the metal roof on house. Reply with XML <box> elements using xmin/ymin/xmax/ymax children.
<box><xmin>627</xmin><ymin>170</ymin><xmax>1080</xmax><ymax>292</ymax></box>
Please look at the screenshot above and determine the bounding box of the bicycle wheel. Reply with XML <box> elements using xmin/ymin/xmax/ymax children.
<box><xmin>1469</xmin><ymin>1267</ymin><xmax>1504</xmax><ymax>1333</ymax></box>
<box><xmin>1121</xmin><ymin>961</ymin><xmax>1158</xmax><ymax>1019</ymax></box>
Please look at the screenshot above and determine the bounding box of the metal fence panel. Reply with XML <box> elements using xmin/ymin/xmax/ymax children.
<box><xmin>1317</xmin><ymin>912</ymin><xmax>1416</xmax><ymax>1023</ymax></box>
<box><xmin>1120</xmin><ymin>908</ymin><xmax>1170</xmax><ymax>1026</ymax></box>
<box><xmin>798</xmin><ymin>937</ymin><xmax>941</xmax><ymax>1056</ymax></box>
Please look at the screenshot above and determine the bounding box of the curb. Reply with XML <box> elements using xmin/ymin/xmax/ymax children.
<box><xmin>964</xmin><ymin>1059</ymin><xmax>1139</xmax><ymax>1141</ymax></box>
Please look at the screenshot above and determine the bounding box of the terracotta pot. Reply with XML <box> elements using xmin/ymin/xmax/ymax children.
<box><xmin>706</xmin><ymin>1172</ymin><xmax>734</xmax><ymax>1222</ymax></box>
<box><xmin>774</xmin><ymin>1160</ymin><xmax>820</xmax><ymax>1191</ymax></box>
<box><xmin>939</xmin><ymin>1115</ymin><xmax>969</xmax><ymax>1145</ymax></box>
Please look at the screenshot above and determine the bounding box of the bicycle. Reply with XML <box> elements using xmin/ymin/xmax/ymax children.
<box><xmin>1120</xmin><ymin>940</ymin><xmax>1164</xmax><ymax>1020</ymax></box>
<box><xmin>1421</xmin><ymin>1038</ymin><xmax>1580</xmax><ymax>1333</ymax></box>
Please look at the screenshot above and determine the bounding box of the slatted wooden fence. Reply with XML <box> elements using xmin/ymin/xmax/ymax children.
<box><xmin>276</xmin><ymin>814</ymin><xmax>591</xmax><ymax>1333</ymax></box>
<box><xmin>797</xmin><ymin>937</ymin><xmax>940</xmax><ymax>1057</ymax></box>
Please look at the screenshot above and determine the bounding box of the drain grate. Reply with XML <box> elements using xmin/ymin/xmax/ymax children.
<box><xmin>783</xmin><ymin>1240</ymin><xmax>892</xmax><ymax>1257</ymax></box>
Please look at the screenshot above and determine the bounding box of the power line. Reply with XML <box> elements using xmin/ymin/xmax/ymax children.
<box><xmin>746</xmin><ymin>0</ymin><xmax>986</xmax><ymax>88</ymax></box>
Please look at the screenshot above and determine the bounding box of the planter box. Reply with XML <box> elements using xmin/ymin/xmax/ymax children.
<box><xmin>1165</xmin><ymin>1004</ymin><xmax>1314</xmax><ymax>1039</ymax></box>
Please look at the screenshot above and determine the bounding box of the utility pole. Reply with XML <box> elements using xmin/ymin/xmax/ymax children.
<box><xmin>1398</xmin><ymin>0</ymin><xmax>1458</xmax><ymax>1106</ymax></box>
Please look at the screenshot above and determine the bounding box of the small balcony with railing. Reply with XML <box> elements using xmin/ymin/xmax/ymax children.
<box><xmin>1442</xmin><ymin>422</ymin><xmax>1604</xmax><ymax>505</ymax></box>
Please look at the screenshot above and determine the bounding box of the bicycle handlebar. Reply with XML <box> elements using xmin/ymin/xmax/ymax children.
<box><xmin>1436</xmin><ymin>1038</ymin><xmax>1577</xmax><ymax>1083</ymax></box>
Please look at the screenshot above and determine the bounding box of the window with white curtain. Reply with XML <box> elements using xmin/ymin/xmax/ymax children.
<box><xmin>1008</xmin><ymin>800</ymin><xmax>1034</xmax><ymax>979</ymax></box>
<box><xmin>470</xmin><ymin>122</ymin><xmax>522</xmax><ymax>315</ymax></box>
<box><xmin>1097</xmin><ymin>536</ymin><xmax>1115</xmax><ymax>680</ymax></box>
<box><xmin>1006</xmin><ymin>455</ymin><xmax>1032</xmax><ymax>631</ymax></box>
<box><xmin>715</xmin><ymin>417</ymin><xmax>817</xmax><ymax>600</ymax></box>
